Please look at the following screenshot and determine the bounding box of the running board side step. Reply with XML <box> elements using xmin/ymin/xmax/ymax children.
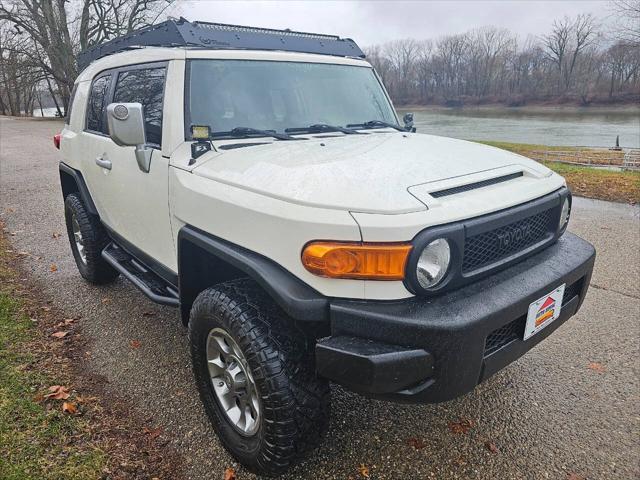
<box><xmin>102</xmin><ymin>243</ymin><xmax>179</xmax><ymax>307</ymax></box>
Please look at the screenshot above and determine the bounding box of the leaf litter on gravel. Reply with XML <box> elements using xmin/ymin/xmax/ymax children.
<box><xmin>448</xmin><ymin>418</ymin><xmax>475</xmax><ymax>434</ymax></box>
<box><xmin>44</xmin><ymin>385</ymin><xmax>70</xmax><ymax>400</ymax></box>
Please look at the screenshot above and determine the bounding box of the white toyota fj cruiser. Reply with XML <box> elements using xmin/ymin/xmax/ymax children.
<box><xmin>56</xmin><ymin>19</ymin><xmax>595</xmax><ymax>476</ymax></box>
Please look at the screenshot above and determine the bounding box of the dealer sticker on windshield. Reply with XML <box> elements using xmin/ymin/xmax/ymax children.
<box><xmin>524</xmin><ymin>284</ymin><xmax>565</xmax><ymax>340</ymax></box>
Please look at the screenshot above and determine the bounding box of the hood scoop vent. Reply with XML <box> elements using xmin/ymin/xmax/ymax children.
<box><xmin>430</xmin><ymin>172</ymin><xmax>523</xmax><ymax>198</ymax></box>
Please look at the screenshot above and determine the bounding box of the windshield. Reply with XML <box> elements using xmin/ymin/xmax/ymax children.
<box><xmin>186</xmin><ymin>59</ymin><xmax>397</xmax><ymax>138</ymax></box>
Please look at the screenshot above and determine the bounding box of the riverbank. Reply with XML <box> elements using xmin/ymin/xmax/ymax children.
<box><xmin>398</xmin><ymin>104</ymin><xmax>640</xmax><ymax>114</ymax></box>
<box><xmin>478</xmin><ymin>141</ymin><xmax>640</xmax><ymax>204</ymax></box>
<box><xmin>543</xmin><ymin>162</ymin><xmax>640</xmax><ymax>204</ymax></box>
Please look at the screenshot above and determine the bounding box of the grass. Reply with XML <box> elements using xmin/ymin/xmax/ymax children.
<box><xmin>0</xmin><ymin>256</ymin><xmax>106</xmax><ymax>479</ymax></box>
<box><xmin>541</xmin><ymin>161</ymin><xmax>640</xmax><ymax>204</ymax></box>
<box><xmin>479</xmin><ymin>140</ymin><xmax>580</xmax><ymax>154</ymax></box>
<box><xmin>478</xmin><ymin>141</ymin><xmax>639</xmax><ymax>204</ymax></box>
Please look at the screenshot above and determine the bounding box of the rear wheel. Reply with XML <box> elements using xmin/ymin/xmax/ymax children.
<box><xmin>189</xmin><ymin>278</ymin><xmax>330</xmax><ymax>476</ymax></box>
<box><xmin>64</xmin><ymin>194</ymin><xmax>118</xmax><ymax>284</ymax></box>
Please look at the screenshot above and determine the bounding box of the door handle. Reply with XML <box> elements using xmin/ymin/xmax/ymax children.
<box><xmin>95</xmin><ymin>155</ymin><xmax>112</xmax><ymax>170</ymax></box>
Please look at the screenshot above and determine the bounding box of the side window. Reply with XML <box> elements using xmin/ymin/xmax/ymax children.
<box><xmin>64</xmin><ymin>83</ymin><xmax>78</xmax><ymax>125</ymax></box>
<box><xmin>113</xmin><ymin>67</ymin><xmax>166</xmax><ymax>146</ymax></box>
<box><xmin>86</xmin><ymin>75</ymin><xmax>111</xmax><ymax>134</ymax></box>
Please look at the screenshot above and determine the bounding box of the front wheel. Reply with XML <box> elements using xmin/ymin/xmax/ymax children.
<box><xmin>189</xmin><ymin>279</ymin><xmax>330</xmax><ymax>476</ymax></box>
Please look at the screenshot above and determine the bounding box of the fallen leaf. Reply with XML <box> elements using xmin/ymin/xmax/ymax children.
<box><xmin>62</xmin><ymin>401</ymin><xmax>77</xmax><ymax>414</ymax></box>
<box><xmin>223</xmin><ymin>467</ymin><xmax>236</xmax><ymax>480</ymax></box>
<box><xmin>407</xmin><ymin>437</ymin><xmax>426</xmax><ymax>449</ymax></box>
<box><xmin>358</xmin><ymin>464</ymin><xmax>370</xmax><ymax>478</ymax></box>
<box><xmin>51</xmin><ymin>331</ymin><xmax>68</xmax><ymax>339</ymax></box>
<box><xmin>17</xmin><ymin>251</ymin><xmax>30</xmax><ymax>257</ymax></box>
<box><xmin>130</xmin><ymin>340</ymin><xmax>141</xmax><ymax>349</ymax></box>
<box><xmin>50</xmin><ymin>264</ymin><xmax>58</xmax><ymax>272</ymax></box>
<box><xmin>143</xmin><ymin>426</ymin><xmax>163</xmax><ymax>439</ymax></box>
<box><xmin>52</xmin><ymin>232</ymin><xmax>61</xmax><ymax>239</ymax></box>
<box><xmin>448</xmin><ymin>418</ymin><xmax>475</xmax><ymax>434</ymax></box>
<box><xmin>58</xmin><ymin>318</ymin><xmax>75</xmax><ymax>327</ymax></box>
<box><xmin>567</xmin><ymin>474</ymin><xmax>586</xmax><ymax>480</ymax></box>
<box><xmin>101</xmin><ymin>297</ymin><xmax>110</xmax><ymax>304</ymax></box>
<box><xmin>453</xmin><ymin>455</ymin><xmax>467</xmax><ymax>466</ymax></box>
<box><xmin>485</xmin><ymin>441</ymin><xmax>499</xmax><ymax>454</ymax></box>
<box><xmin>588</xmin><ymin>362</ymin><xmax>605</xmax><ymax>373</ymax></box>
<box><xmin>76</xmin><ymin>395</ymin><xmax>97</xmax><ymax>404</ymax></box>
<box><xmin>44</xmin><ymin>385</ymin><xmax>70</xmax><ymax>400</ymax></box>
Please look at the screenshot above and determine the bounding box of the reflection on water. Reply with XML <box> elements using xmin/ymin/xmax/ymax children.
<box><xmin>399</xmin><ymin>108</ymin><xmax>640</xmax><ymax>148</ymax></box>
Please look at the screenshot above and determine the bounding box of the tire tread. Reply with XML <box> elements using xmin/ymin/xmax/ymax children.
<box><xmin>189</xmin><ymin>278</ymin><xmax>330</xmax><ymax>476</ymax></box>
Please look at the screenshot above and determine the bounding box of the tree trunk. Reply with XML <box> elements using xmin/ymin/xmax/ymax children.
<box><xmin>44</xmin><ymin>75</ymin><xmax>63</xmax><ymax>118</ymax></box>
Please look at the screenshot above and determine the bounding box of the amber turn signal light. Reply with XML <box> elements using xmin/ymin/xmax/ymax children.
<box><xmin>301</xmin><ymin>242</ymin><xmax>412</xmax><ymax>280</ymax></box>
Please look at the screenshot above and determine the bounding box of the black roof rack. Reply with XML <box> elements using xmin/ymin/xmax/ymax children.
<box><xmin>77</xmin><ymin>18</ymin><xmax>365</xmax><ymax>70</ymax></box>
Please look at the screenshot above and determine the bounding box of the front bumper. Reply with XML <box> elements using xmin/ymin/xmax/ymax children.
<box><xmin>316</xmin><ymin>232</ymin><xmax>595</xmax><ymax>403</ymax></box>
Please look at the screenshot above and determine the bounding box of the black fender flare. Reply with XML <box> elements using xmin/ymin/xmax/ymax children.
<box><xmin>177</xmin><ymin>225</ymin><xmax>328</xmax><ymax>323</ymax></box>
<box><xmin>59</xmin><ymin>162</ymin><xmax>99</xmax><ymax>216</ymax></box>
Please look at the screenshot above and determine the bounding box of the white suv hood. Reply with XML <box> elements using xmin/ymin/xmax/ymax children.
<box><xmin>192</xmin><ymin>132</ymin><xmax>552</xmax><ymax>213</ymax></box>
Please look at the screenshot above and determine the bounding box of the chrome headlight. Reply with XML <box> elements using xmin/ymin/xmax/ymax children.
<box><xmin>416</xmin><ymin>238</ymin><xmax>451</xmax><ymax>289</ymax></box>
<box><xmin>559</xmin><ymin>196</ymin><xmax>571</xmax><ymax>231</ymax></box>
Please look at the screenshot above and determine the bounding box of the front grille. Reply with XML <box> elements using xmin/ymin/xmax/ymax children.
<box><xmin>562</xmin><ymin>278</ymin><xmax>583</xmax><ymax>306</ymax></box>
<box><xmin>463</xmin><ymin>208</ymin><xmax>554</xmax><ymax>273</ymax></box>
<box><xmin>483</xmin><ymin>276</ymin><xmax>585</xmax><ymax>357</ymax></box>
<box><xmin>484</xmin><ymin>317</ymin><xmax>525</xmax><ymax>356</ymax></box>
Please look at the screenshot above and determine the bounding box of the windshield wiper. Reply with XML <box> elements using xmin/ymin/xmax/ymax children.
<box><xmin>285</xmin><ymin>123</ymin><xmax>366</xmax><ymax>135</ymax></box>
<box><xmin>211</xmin><ymin>127</ymin><xmax>298</xmax><ymax>141</ymax></box>
<box><xmin>346</xmin><ymin>120</ymin><xmax>405</xmax><ymax>132</ymax></box>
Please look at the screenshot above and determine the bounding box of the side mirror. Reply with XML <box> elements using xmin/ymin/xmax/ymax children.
<box><xmin>403</xmin><ymin>112</ymin><xmax>416</xmax><ymax>132</ymax></box>
<box><xmin>106</xmin><ymin>103</ymin><xmax>152</xmax><ymax>173</ymax></box>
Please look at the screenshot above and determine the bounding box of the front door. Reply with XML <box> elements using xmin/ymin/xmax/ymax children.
<box><xmin>79</xmin><ymin>62</ymin><xmax>176</xmax><ymax>275</ymax></box>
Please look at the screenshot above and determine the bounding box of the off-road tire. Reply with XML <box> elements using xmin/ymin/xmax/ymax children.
<box><xmin>189</xmin><ymin>278</ymin><xmax>331</xmax><ymax>476</ymax></box>
<box><xmin>64</xmin><ymin>193</ymin><xmax>119</xmax><ymax>284</ymax></box>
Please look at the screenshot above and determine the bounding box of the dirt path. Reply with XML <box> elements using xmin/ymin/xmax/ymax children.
<box><xmin>1</xmin><ymin>117</ymin><xmax>639</xmax><ymax>479</ymax></box>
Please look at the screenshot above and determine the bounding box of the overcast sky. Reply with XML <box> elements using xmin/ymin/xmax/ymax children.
<box><xmin>174</xmin><ymin>0</ymin><xmax>613</xmax><ymax>46</ymax></box>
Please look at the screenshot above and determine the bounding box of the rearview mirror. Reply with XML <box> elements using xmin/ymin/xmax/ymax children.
<box><xmin>106</xmin><ymin>102</ymin><xmax>152</xmax><ymax>173</ymax></box>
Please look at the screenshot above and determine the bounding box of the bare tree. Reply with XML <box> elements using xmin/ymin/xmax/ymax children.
<box><xmin>0</xmin><ymin>0</ymin><xmax>173</xmax><ymax>113</ymax></box>
<box><xmin>366</xmin><ymin>13</ymin><xmax>637</xmax><ymax>107</ymax></box>
<box><xmin>609</xmin><ymin>0</ymin><xmax>640</xmax><ymax>47</ymax></box>
<box><xmin>414</xmin><ymin>40</ymin><xmax>434</xmax><ymax>103</ymax></box>
<box><xmin>384</xmin><ymin>39</ymin><xmax>420</xmax><ymax>103</ymax></box>
<box><xmin>0</xmin><ymin>21</ymin><xmax>46</xmax><ymax>115</ymax></box>
<box><xmin>78</xmin><ymin>0</ymin><xmax>174</xmax><ymax>51</ymax></box>
<box><xmin>468</xmin><ymin>27</ymin><xmax>515</xmax><ymax>97</ymax></box>
<box><xmin>435</xmin><ymin>33</ymin><xmax>469</xmax><ymax>101</ymax></box>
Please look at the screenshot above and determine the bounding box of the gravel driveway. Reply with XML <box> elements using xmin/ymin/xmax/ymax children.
<box><xmin>1</xmin><ymin>117</ymin><xmax>638</xmax><ymax>479</ymax></box>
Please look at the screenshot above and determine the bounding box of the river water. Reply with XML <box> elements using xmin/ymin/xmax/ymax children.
<box><xmin>34</xmin><ymin>106</ymin><xmax>639</xmax><ymax>148</ymax></box>
<box><xmin>398</xmin><ymin>108</ymin><xmax>640</xmax><ymax>148</ymax></box>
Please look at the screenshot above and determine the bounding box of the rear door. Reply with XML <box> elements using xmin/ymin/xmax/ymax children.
<box><xmin>79</xmin><ymin>62</ymin><xmax>176</xmax><ymax>274</ymax></box>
